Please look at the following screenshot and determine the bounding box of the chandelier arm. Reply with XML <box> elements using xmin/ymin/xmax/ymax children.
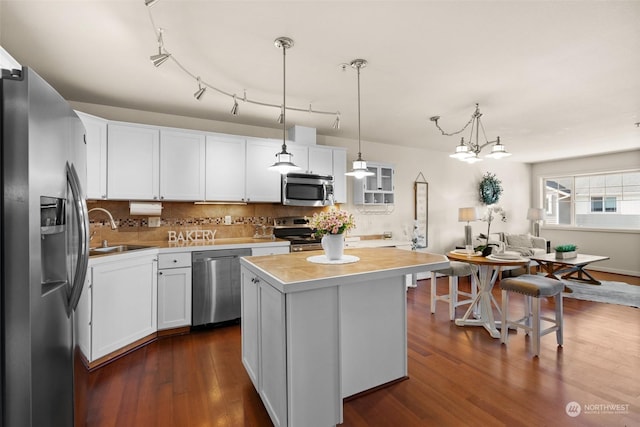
<box><xmin>147</xmin><ymin>6</ymin><xmax>339</xmax><ymax>118</ymax></box>
<box><xmin>432</xmin><ymin>114</ymin><xmax>475</xmax><ymax>136</ymax></box>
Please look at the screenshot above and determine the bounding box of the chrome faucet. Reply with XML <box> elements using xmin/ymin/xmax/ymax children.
<box><xmin>88</xmin><ymin>208</ymin><xmax>118</xmax><ymax>230</ymax></box>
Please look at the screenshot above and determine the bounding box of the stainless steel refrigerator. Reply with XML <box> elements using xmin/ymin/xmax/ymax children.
<box><xmin>1</xmin><ymin>67</ymin><xmax>89</xmax><ymax>426</ymax></box>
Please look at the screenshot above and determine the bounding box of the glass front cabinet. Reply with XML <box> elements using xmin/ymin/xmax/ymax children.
<box><xmin>353</xmin><ymin>162</ymin><xmax>394</xmax><ymax>205</ymax></box>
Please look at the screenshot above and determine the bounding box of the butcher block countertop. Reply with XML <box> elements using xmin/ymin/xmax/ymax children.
<box><xmin>240</xmin><ymin>247</ymin><xmax>449</xmax><ymax>293</ymax></box>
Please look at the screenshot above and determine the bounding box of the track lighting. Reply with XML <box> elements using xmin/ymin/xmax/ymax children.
<box><xmin>345</xmin><ymin>59</ymin><xmax>374</xmax><ymax>179</ymax></box>
<box><xmin>332</xmin><ymin>113</ymin><xmax>341</xmax><ymax>130</ymax></box>
<box><xmin>150</xmin><ymin>29</ymin><xmax>170</xmax><ymax>67</ymax></box>
<box><xmin>269</xmin><ymin>37</ymin><xmax>301</xmax><ymax>174</ymax></box>
<box><xmin>193</xmin><ymin>77</ymin><xmax>206</xmax><ymax>100</ymax></box>
<box><xmin>231</xmin><ymin>95</ymin><xmax>239</xmax><ymax>116</ymax></box>
<box><xmin>146</xmin><ymin>5</ymin><xmax>339</xmax><ymax>127</ymax></box>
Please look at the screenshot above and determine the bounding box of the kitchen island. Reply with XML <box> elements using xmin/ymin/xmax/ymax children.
<box><xmin>240</xmin><ymin>247</ymin><xmax>448</xmax><ymax>427</ymax></box>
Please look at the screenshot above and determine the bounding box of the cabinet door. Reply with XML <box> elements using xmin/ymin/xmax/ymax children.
<box><xmin>91</xmin><ymin>254</ymin><xmax>158</xmax><ymax>360</ymax></box>
<box><xmin>206</xmin><ymin>135</ymin><xmax>246</xmax><ymax>201</ymax></box>
<box><xmin>160</xmin><ymin>129</ymin><xmax>206</xmax><ymax>200</ymax></box>
<box><xmin>308</xmin><ymin>146</ymin><xmax>333</xmax><ymax>176</ymax></box>
<box><xmin>241</xmin><ymin>269</ymin><xmax>260</xmax><ymax>389</ymax></box>
<box><xmin>245</xmin><ymin>139</ymin><xmax>282</xmax><ymax>202</ymax></box>
<box><xmin>332</xmin><ymin>149</ymin><xmax>347</xmax><ymax>204</ymax></box>
<box><xmin>286</xmin><ymin>143</ymin><xmax>309</xmax><ymax>174</ymax></box>
<box><xmin>259</xmin><ymin>280</ymin><xmax>287</xmax><ymax>427</ymax></box>
<box><xmin>107</xmin><ymin>123</ymin><xmax>160</xmax><ymax>200</ymax></box>
<box><xmin>157</xmin><ymin>266</ymin><xmax>192</xmax><ymax>330</ymax></box>
<box><xmin>77</xmin><ymin>112</ymin><xmax>107</xmax><ymax>200</ymax></box>
<box><xmin>74</xmin><ymin>271</ymin><xmax>93</xmax><ymax>360</ymax></box>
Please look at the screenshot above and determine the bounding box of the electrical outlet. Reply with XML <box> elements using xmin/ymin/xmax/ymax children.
<box><xmin>148</xmin><ymin>217</ymin><xmax>161</xmax><ymax>228</ymax></box>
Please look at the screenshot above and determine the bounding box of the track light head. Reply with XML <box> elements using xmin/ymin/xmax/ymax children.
<box><xmin>332</xmin><ymin>113</ymin><xmax>341</xmax><ymax>129</ymax></box>
<box><xmin>193</xmin><ymin>77</ymin><xmax>206</xmax><ymax>100</ymax></box>
<box><xmin>144</xmin><ymin>0</ymin><xmax>159</xmax><ymax>7</ymax></box>
<box><xmin>231</xmin><ymin>96</ymin><xmax>239</xmax><ymax>116</ymax></box>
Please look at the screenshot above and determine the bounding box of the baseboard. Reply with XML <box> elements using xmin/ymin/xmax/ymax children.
<box><xmin>586</xmin><ymin>266</ymin><xmax>640</xmax><ymax>278</ymax></box>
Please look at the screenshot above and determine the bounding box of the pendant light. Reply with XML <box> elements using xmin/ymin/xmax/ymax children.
<box><xmin>345</xmin><ymin>59</ymin><xmax>374</xmax><ymax>179</ymax></box>
<box><xmin>268</xmin><ymin>37</ymin><xmax>301</xmax><ymax>174</ymax></box>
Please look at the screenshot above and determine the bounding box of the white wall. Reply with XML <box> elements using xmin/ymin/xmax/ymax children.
<box><xmin>531</xmin><ymin>150</ymin><xmax>640</xmax><ymax>276</ymax></box>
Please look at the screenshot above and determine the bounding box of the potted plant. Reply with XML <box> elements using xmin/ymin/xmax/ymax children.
<box><xmin>555</xmin><ymin>244</ymin><xmax>577</xmax><ymax>259</ymax></box>
<box><xmin>309</xmin><ymin>210</ymin><xmax>355</xmax><ymax>260</ymax></box>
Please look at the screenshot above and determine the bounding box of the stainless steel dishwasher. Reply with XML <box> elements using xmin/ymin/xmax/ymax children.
<box><xmin>192</xmin><ymin>248</ymin><xmax>251</xmax><ymax>326</ymax></box>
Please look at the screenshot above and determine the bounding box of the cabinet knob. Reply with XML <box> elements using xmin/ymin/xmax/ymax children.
<box><xmin>159</xmin><ymin>272</ymin><xmax>163</xmax><ymax>275</ymax></box>
<box><xmin>173</xmin><ymin>259</ymin><xmax>178</xmax><ymax>263</ymax></box>
<box><xmin>153</xmin><ymin>196</ymin><xmax>158</xmax><ymax>200</ymax></box>
<box><xmin>101</xmin><ymin>194</ymin><xmax>107</xmax><ymax>199</ymax></box>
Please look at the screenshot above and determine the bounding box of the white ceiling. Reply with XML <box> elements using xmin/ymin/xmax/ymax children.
<box><xmin>1</xmin><ymin>0</ymin><xmax>639</xmax><ymax>163</ymax></box>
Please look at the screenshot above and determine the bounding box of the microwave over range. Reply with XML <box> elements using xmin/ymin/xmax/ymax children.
<box><xmin>282</xmin><ymin>173</ymin><xmax>334</xmax><ymax>207</ymax></box>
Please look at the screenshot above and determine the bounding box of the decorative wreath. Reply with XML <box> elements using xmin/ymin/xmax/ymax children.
<box><xmin>479</xmin><ymin>172</ymin><xmax>503</xmax><ymax>205</ymax></box>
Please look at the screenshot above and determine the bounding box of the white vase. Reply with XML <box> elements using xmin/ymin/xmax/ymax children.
<box><xmin>321</xmin><ymin>234</ymin><xmax>345</xmax><ymax>260</ymax></box>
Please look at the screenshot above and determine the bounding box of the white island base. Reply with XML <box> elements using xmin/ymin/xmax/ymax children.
<box><xmin>240</xmin><ymin>248</ymin><xmax>448</xmax><ymax>427</ymax></box>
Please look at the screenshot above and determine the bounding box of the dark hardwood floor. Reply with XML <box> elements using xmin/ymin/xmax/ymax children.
<box><xmin>77</xmin><ymin>271</ymin><xmax>640</xmax><ymax>426</ymax></box>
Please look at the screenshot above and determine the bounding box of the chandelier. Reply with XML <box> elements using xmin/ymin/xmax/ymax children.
<box><xmin>429</xmin><ymin>103</ymin><xmax>511</xmax><ymax>163</ymax></box>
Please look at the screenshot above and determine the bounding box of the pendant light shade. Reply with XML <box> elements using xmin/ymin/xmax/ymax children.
<box><xmin>269</xmin><ymin>37</ymin><xmax>300</xmax><ymax>174</ymax></box>
<box><xmin>345</xmin><ymin>59</ymin><xmax>374</xmax><ymax>179</ymax></box>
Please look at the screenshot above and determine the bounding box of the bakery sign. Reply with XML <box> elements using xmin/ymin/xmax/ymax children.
<box><xmin>168</xmin><ymin>230</ymin><xmax>216</xmax><ymax>242</ymax></box>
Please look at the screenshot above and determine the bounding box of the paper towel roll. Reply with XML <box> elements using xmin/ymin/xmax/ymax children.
<box><xmin>129</xmin><ymin>201</ymin><xmax>163</xmax><ymax>216</ymax></box>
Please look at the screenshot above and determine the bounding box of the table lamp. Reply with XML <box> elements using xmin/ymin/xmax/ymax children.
<box><xmin>527</xmin><ymin>207</ymin><xmax>545</xmax><ymax>237</ymax></box>
<box><xmin>459</xmin><ymin>207</ymin><xmax>480</xmax><ymax>247</ymax></box>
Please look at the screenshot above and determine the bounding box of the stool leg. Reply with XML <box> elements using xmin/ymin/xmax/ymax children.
<box><xmin>524</xmin><ymin>295</ymin><xmax>532</xmax><ymax>335</ymax></box>
<box><xmin>556</xmin><ymin>293</ymin><xmax>564</xmax><ymax>346</ymax></box>
<box><xmin>449</xmin><ymin>276</ymin><xmax>457</xmax><ymax>321</ymax></box>
<box><xmin>501</xmin><ymin>289</ymin><xmax>509</xmax><ymax>344</ymax></box>
<box><xmin>430</xmin><ymin>272</ymin><xmax>437</xmax><ymax>314</ymax></box>
<box><xmin>532</xmin><ymin>297</ymin><xmax>541</xmax><ymax>357</ymax></box>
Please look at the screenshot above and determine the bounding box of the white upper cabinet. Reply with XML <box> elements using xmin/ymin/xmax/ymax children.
<box><xmin>332</xmin><ymin>148</ymin><xmax>347</xmax><ymax>204</ymax></box>
<box><xmin>160</xmin><ymin>129</ymin><xmax>206</xmax><ymax>200</ymax></box>
<box><xmin>107</xmin><ymin>123</ymin><xmax>160</xmax><ymax>200</ymax></box>
<box><xmin>308</xmin><ymin>145</ymin><xmax>333</xmax><ymax>176</ymax></box>
<box><xmin>286</xmin><ymin>143</ymin><xmax>309</xmax><ymax>174</ymax></box>
<box><xmin>205</xmin><ymin>135</ymin><xmax>246</xmax><ymax>201</ymax></box>
<box><xmin>245</xmin><ymin>138</ymin><xmax>283</xmax><ymax>203</ymax></box>
<box><xmin>77</xmin><ymin>111</ymin><xmax>107</xmax><ymax>199</ymax></box>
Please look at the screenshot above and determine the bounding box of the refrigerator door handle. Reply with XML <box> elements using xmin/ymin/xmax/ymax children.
<box><xmin>66</xmin><ymin>162</ymin><xmax>90</xmax><ymax>312</ymax></box>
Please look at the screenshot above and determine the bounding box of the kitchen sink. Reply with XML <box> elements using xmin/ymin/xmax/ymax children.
<box><xmin>89</xmin><ymin>244</ymin><xmax>155</xmax><ymax>256</ymax></box>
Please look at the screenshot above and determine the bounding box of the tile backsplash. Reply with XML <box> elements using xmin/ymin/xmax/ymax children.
<box><xmin>87</xmin><ymin>200</ymin><xmax>329</xmax><ymax>244</ymax></box>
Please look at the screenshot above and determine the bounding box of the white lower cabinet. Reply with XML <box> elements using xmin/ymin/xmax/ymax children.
<box><xmin>157</xmin><ymin>252</ymin><xmax>192</xmax><ymax>330</ymax></box>
<box><xmin>241</xmin><ymin>267</ymin><xmax>341</xmax><ymax>427</ymax></box>
<box><xmin>76</xmin><ymin>252</ymin><xmax>158</xmax><ymax>364</ymax></box>
<box><xmin>251</xmin><ymin>245</ymin><xmax>290</xmax><ymax>256</ymax></box>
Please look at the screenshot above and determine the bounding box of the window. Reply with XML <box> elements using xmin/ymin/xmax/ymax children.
<box><xmin>543</xmin><ymin>170</ymin><xmax>640</xmax><ymax>230</ymax></box>
<box><xmin>590</xmin><ymin>196</ymin><xmax>617</xmax><ymax>213</ymax></box>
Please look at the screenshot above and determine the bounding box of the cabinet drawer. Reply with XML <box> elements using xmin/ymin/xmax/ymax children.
<box><xmin>158</xmin><ymin>252</ymin><xmax>191</xmax><ymax>269</ymax></box>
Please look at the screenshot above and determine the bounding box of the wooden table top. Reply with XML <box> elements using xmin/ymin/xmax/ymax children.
<box><xmin>241</xmin><ymin>247</ymin><xmax>449</xmax><ymax>293</ymax></box>
<box><xmin>447</xmin><ymin>251</ymin><xmax>530</xmax><ymax>267</ymax></box>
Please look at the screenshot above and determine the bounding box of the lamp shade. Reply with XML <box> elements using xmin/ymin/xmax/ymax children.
<box><xmin>458</xmin><ymin>207</ymin><xmax>480</xmax><ymax>222</ymax></box>
<box><xmin>527</xmin><ymin>207</ymin><xmax>545</xmax><ymax>221</ymax></box>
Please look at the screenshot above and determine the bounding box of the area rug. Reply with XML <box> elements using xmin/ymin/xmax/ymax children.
<box><xmin>562</xmin><ymin>280</ymin><xmax>640</xmax><ymax>308</ymax></box>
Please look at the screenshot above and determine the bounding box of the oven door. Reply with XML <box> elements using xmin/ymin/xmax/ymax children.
<box><xmin>282</xmin><ymin>173</ymin><xmax>334</xmax><ymax>206</ymax></box>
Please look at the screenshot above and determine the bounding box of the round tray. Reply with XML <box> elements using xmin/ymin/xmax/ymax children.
<box><xmin>306</xmin><ymin>254</ymin><xmax>360</xmax><ymax>265</ymax></box>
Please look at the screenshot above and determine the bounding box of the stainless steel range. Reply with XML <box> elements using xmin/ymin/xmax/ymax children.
<box><xmin>273</xmin><ymin>216</ymin><xmax>322</xmax><ymax>252</ymax></box>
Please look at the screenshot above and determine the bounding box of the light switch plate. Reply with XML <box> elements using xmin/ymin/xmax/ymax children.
<box><xmin>148</xmin><ymin>217</ymin><xmax>161</xmax><ymax>228</ymax></box>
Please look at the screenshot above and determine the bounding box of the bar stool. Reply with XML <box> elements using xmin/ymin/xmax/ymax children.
<box><xmin>500</xmin><ymin>274</ymin><xmax>564</xmax><ymax>357</ymax></box>
<box><xmin>430</xmin><ymin>261</ymin><xmax>478</xmax><ymax>320</ymax></box>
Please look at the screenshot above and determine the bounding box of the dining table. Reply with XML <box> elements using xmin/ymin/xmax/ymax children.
<box><xmin>446</xmin><ymin>250</ymin><xmax>531</xmax><ymax>338</ymax></box>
